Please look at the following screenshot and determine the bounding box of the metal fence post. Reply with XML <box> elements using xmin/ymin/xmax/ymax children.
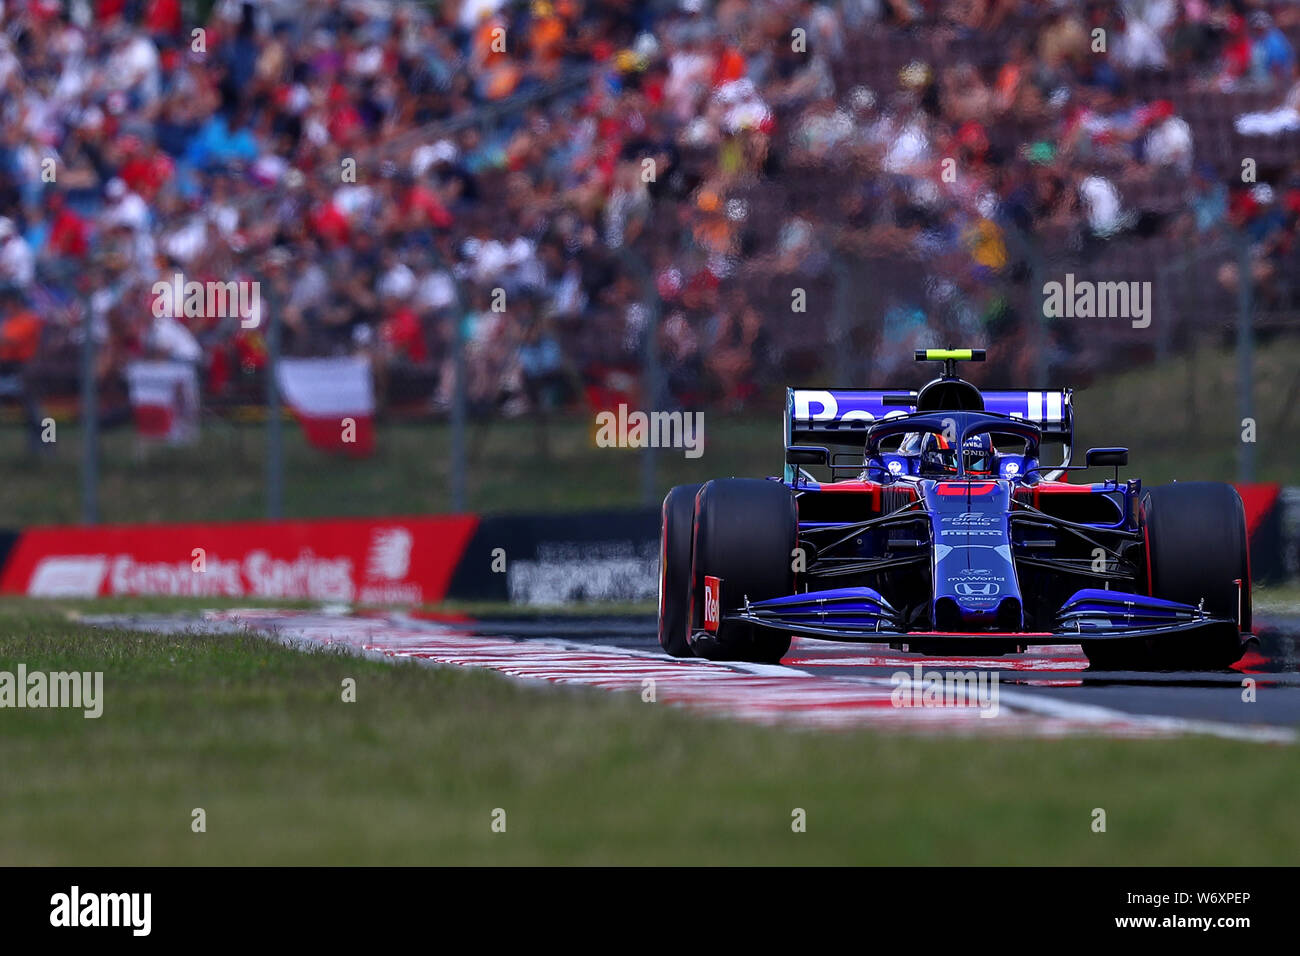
<box><xmin>640</xmin><ymin>273</ymin><xmax>660</xmax><ymax>508</ymax></box>
<box><xmin>79</xmin><ymin>275</ymin><xmax>98</xmax><ymax>525</ymax></box>
<box><xmin>1025</xmin><ymin>228</ymin><xmax>1047</xmax><ymax>386</ymax></box>
<box><xmin>830</xmin><ymin>249</ymin><xmax>853</xmax><ymax>386</ymax></box>
<box><xmin>1156</xmin><ymin>260</ymin><xmax>1173</xmax><ymax>363</ymax></box>
<box><xmin>265</xmin><ymin>276</ymin><xmax>284</xmax><ymax>519</ymax></box>
<box><xmin>1236</xmin><ymin>231</ymin><xmax>1256</xmax><ymax>483</ymax></box>
<box><xmin>450</xmin><ymin>309</ymin><xmax>467</xmax><ymax>513</ymax></box>
<box><xmin>618</xmin><ymin>245</ymin><xmax>660</xmax><ymax>506</ymax></box>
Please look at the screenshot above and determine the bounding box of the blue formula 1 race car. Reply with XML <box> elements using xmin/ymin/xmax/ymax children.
<box><xmin>659</xmin><ymin>349</ymin><xmax>1252</xmax><ymax>670</ymax></box>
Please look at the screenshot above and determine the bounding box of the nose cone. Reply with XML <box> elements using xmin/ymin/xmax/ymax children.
<box><xmin>926</xmin><ymin>480</ymin><xmax>1023</xmax><ymax>631</ymax></box>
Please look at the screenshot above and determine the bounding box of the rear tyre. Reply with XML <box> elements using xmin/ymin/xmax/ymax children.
<box><xmin>1084</xmin><ymin>482</ymin><xmax>1249</xmax><ymax>671</ymax></box>
<box><xmin>689</xmin><ymin>478</ymin><xmax>796</xmax><ymax>664</ymax></box>
<box><xmin>658</xmin><ymin>483</ymin><xmax>702</xmax><ymax>657</ymax></box>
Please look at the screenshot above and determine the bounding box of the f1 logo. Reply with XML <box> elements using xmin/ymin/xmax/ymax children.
<box><xmin>703</xmin><ymin>575</ymin><xmax>721</xmax><ymax>632</ymax></box>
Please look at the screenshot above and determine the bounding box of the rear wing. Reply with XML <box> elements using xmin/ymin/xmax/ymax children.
<box><xmin>785</xmin><ymin>386</ymin><xmax>1074</xmax><ymax>448</ymax></box>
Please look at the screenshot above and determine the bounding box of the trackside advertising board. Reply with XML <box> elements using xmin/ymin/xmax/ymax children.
<box><xmin>0</xmin><ymin>486</ymin><xmax>1288</xmax><ymax>605</ymax></box>
<box><xmin>444</xmin><ymin>509</ymin><xmax>661</xmax><ymax>604</ymax></box>
<box><xmin>0</xmin><ymin>516</ymin><xmax>478</xmax><ymax>603</ymax></box>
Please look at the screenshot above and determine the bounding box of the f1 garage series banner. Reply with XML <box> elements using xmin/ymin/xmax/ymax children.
<box><xmin>0</xmin><ymin>516</ymin><xmax>478</xmax><ymax>604</ymax></box>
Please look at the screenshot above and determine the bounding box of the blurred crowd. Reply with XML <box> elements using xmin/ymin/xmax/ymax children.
<box><xmin>3</xmin><ymin>0</ymin><xmax>1300</xmax><ymax>433</ymax></box>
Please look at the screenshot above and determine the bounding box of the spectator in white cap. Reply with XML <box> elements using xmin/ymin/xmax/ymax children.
<box><xmin>101</xmin><ymin>178</ymin><xmax>151</xmax><ymax>233</ymax></box>
<box><xmin>0</xmin><ymin>218</ymin><xmax>35</xmax><ymax>288</ymax></box>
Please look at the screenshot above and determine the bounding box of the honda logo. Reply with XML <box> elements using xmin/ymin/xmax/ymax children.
<box><xmin>955</xmin><ymin>582</ymin><xmax>1000</xmax><ymax>596</ymax></box>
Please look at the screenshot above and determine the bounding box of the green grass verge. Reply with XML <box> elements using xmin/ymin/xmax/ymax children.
<box><xmin>0</xmin><ymin>598</ymin><xmax>1296</xmax><ymax>865</ymax></box>
<box><xmin>2</xmin><ymin>338</ymin><xmax>1298</xmax><ymax>526</ymax></box>
<box><xmin>1256</xmin><ymin>585</ymin><xmax>1300</xmax><ymax>617</ymax></box>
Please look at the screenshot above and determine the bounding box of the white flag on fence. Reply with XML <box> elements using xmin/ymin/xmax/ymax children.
<box><xmin>126</xmin><ymin>360</ymin><xmax>200</xmax><ymax>444</ymax></box>
<box><xmin>276</xmin><ymin>356</ymin><xmax>376</xmax><ymax>455</ymax></box>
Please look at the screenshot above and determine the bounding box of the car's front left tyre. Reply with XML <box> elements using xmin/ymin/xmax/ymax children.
<box><xmin>1084</xmin><ymin>481</ymin><xmax>1250</xmax><ymax>671</ymax></box>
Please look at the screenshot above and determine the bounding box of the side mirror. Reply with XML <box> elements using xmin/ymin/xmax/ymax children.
<box><xmin>786</xmin><ymin>445</ymin><xmax>829</xmax><ymax>466</ymax></box>
<box><xmin>1086</xmin><ymin>447</ymin><xmax>1128</xmax><ymax>468</ymax></box>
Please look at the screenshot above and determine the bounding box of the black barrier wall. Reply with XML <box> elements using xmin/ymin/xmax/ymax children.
<box><xmin>447</xmin><ymin>509</ymin><xmax>661</xmax><ymax>604</ymax></box>
<box><xmin>0</xmin><ymin>531</ymin><xmax>17</xmax><ymax>577</ymax></box>
<box><xmin>1251</xmin><ymin>499</ymin><xmax>1287</xmax><ymax>586</ymax></box>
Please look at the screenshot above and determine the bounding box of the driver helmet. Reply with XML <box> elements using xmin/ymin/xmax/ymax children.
<box><xmin>919</xmin><ymin>432</ymin><xmax>956</xmax><ymax>475</ymax></box>
<box><xmin>898</xmin><ymin>432</ymin><xmax>922</xmax><ymax>456</ymax></box>
<box><xmin>962</xmin><ymin>432</ymin><xmax>994</xmax><ymax>475</ymax></box>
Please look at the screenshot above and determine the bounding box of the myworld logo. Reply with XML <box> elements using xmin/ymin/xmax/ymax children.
<box><xmin>953</xmin><ymin>568</ymin><xmax>1006</xmax><ymax>584</ymax></box>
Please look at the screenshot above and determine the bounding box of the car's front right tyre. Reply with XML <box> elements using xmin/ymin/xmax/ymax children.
<box><xmin>658</xmin><ymin>483</ymin><xmax>702</xmax><ymax>657</ymax></box>
<box><xmin>688</xmin><ymin>478</ymin><xmax>796</xmax><ymax>665</ymax></box>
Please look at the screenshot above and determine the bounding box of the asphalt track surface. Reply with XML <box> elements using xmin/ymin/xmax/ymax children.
<box><xmin>90</xmin><ymin>608</ymin><xmax>1300</xmax><ymax>743</ymax></box>
<box><xmin>477</xmin><ymin>614</ymin><xmax>1300</xmax><ymax>728</ymax></box>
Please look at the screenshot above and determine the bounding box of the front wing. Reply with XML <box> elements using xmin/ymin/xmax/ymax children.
<box><xmin>718</xmin><ymin>586</ymin><xmax>1247</xmax><ymax>648</ymax></box>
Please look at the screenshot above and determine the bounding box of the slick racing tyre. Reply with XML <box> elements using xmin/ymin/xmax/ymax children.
<box><xmin>689</xmin><ymin>478</ymin><xmax>797</xmax><ymax>664</ymax></box>
<box><xmin>1085</xmin><ymin>482</ymin><xmax>1250</xmax><ymax>671</ymax></box>
<box><xmin>658</xmin><ymin>483</ymin><xmax>702</xmax><ymax>657</ymax></box>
